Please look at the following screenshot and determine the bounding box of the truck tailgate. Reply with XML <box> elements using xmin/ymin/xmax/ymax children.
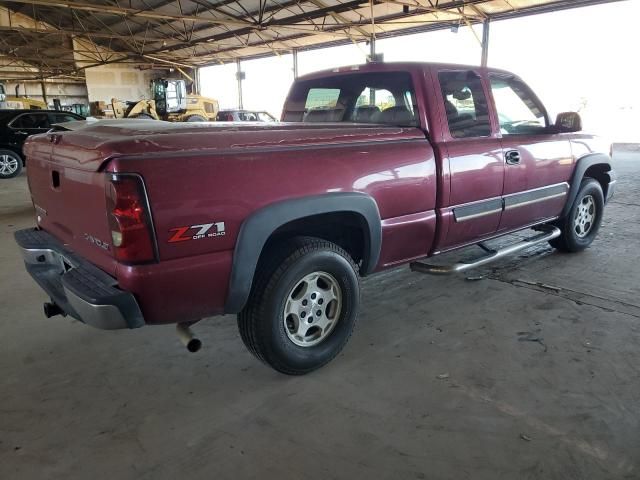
<box><xmin>25</xmin><ymin>135</ymin><xmax>117</xmax><ymax>276</ymax></box>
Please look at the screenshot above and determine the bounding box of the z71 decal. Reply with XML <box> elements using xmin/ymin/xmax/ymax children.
<box><xmin>168</xmin><ymin>222</ymin><xmax>226</xmax><ymax>243</ymax></box>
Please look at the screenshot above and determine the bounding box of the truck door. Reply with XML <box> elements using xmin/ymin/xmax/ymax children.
<box><xmin>435</xmin><ymin>69</ymin><xmax>504</xmax><ymax>251</ymax></box>
<box><xmin>488</xmin><ymin>75</ymin><xmax>573</xmax><ymax>231</ymax></box>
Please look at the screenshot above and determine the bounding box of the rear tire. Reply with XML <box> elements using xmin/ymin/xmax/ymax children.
<box><xmin>186</xmin><ymin>115</ymin><xmax>206</xmax><ymax>122</ymax></box>
<box><xmin>238</xmin><ymin>237</ymin><xmax>360</xmax><ymax>375</ymax></box>
<box><xmin>0</xmin><ymin>150</ymin><xmax>22</xmax><ymax>179</ymax></box>
<box><xmin>549</xmin><ymin>178</ymin><xmax>604</xmax><ymax>252</ymax></box>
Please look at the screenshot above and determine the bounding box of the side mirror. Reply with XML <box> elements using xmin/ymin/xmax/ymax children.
<box><xmin>555</xmin><ymin>112</ymin><xmax>582</xmax><ymax>133</ymax></box>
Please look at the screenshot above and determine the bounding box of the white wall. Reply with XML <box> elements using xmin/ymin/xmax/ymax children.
<box><xmin>84</xmin><ymin>65</ymin><xmax>161</xmax><ymax>103</ymax></box>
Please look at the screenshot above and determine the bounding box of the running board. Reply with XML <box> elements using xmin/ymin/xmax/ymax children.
<box><xmin>410</xmin><ymin>226</ymin><xmax>561</xmax><ymax>276</ymax></box>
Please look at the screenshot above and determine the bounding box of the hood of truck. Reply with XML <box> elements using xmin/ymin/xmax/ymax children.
<box><xmin>25</xmin><ymin>119</ymin><xmax>425</xmax><ymax>171</ymax></box>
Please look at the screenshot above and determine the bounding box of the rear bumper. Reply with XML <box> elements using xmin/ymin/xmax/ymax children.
<box><xmin>15</xmin><ymin>228</ymin><xmax>144</xmax><ymax>330</ymax></box>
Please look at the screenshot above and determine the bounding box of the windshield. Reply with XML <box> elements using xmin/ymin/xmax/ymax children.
<box><xmin>282</xmin><ymin>71</ymin><xmax>419</xmax><ymax>127</ymax></box>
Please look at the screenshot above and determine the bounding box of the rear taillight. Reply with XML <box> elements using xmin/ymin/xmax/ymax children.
<box><xmin>105</xmin><ymin>173</ymin><xmax>157</xmax><ymax>264</ymax></box>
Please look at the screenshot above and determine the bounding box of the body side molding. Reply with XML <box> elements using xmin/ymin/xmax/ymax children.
<box><xmin>224</xmin><ymin>192</ymin><xmax>382</xmax><ymax>314</ymax></box>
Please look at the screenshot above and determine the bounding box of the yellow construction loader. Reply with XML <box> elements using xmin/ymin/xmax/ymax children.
<box><xmin>0</xmin><ymin>83</ymin><xmax>47</xmax><ymax>110</ymax></box>
<box><xmin>111</xmin><ymin>79</ymin><xmax>218</xmax><ymax>122</ymax></box>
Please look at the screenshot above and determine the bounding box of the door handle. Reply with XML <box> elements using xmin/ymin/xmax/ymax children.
<box><xmin>505</xmin><ymin>150</ymin><xmax>521</xmax><ymax>165</ymax></box>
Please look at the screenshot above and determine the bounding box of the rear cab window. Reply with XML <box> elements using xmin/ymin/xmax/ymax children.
<box><xmin>438</xmin><ymin>70</ymin><xmax>491</xmax><ymax>139</ymax></box>
<box><xmin>283</xmin><ymin>71</ymin><xmax>419</xmax><ymax>127</ymax></box>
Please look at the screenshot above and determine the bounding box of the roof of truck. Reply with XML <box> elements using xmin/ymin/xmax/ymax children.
<box><xmin>297</xmin><ymin>61</ymin><xmax>516</xmax><ymax>81</ymax></box>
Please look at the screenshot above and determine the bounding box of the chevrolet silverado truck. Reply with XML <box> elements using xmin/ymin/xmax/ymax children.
<box><xmin>15</xmin><ymin>62</ymin><xmax>615</xmax><ymax>374</ymax></box>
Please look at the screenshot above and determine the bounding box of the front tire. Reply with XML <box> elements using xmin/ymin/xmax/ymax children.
<box><xmin>0</xmin><ymin>150</ymin><xmax>22</xmax><ymax>179</ymax></box>
<box><xmin>550</xmin><ymin>178</ymin><xmax>604</xmax><ymax>252</ymax></box>
<box><xmin>238</xmin><ymin>237</ymin><xmax>360</xmax><ymax>375</ymax></box>
<box><xmin>186</xmin><ymin>115</ymin><xmax>206</xmax><ymax>122</ymax></box>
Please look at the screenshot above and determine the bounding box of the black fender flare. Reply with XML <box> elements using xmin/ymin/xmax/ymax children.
<box><xmin>224</xmin><ymin>192</ymin><xmax>382</xmax><ymax>314</ymax></box>
<box><xmin>561</xmin><ymin>152</ymin><xmax>612</xmax><ymax>218</ymax></box>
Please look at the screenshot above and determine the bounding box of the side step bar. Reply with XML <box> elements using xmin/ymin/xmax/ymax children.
<box><xmin>410</xmin><ymin>226</ymin><xmax>561</xmax><ymax>276</ymax></box>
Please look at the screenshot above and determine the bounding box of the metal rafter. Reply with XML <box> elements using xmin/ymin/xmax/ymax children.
<box><xmin>0</xmin><ymin>0</ymin><xmax>629</xmax><ymax>79</ymax></box>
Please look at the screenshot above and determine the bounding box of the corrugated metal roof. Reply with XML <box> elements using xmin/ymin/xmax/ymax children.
<box><xmin>0</xmin><ymin>0</ymin><xmax>625</xmax><ymax>79</ymax></box>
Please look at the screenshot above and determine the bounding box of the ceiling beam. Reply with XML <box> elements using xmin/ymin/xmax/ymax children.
<box><xmin>0</xmin><ymin>25</ymin><xmax>170</xmax><ymax>42</ymax></box>
<box><xmin>5</xmin><ymin>0</ymin><xmax>256</xmax><ymax>28</ymax></box>
<box><xmin>143</xmin><ymin>0</ymin><xmax>370</xmax><ymax>56</ymax></box>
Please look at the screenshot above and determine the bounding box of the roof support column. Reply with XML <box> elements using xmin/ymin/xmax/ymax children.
<box><xmin>368</xmin><ymin>35</ymin><xmax>376</xmax><ymax>105</ymax></box>
<box><xmin>235</xmin><ymin>58</ymin><xmax>244</xmax><ymax>110</ymax></box>
<box><xmin>39</xmin><ymin>73</ymin><xmax>48</xmax><ymax>106</ymax></box>
<box><xmin>369</xmin><ymin>35</ymin><xmax>376</xmax><ymax>62</ymax></box>
<box><xmin>481</xmin><ymin>18</ymin><xmax>491</xmax><ymax>68</ymax></box>
<box><xmin>193</xmin><ymin>68</ymin><xmax>201</xmax><ymax>95</ymax></box>
<box><xmin>292</xmin><ymin>48</ymin><xmax>299</xmax><ymax>79</ymax></box>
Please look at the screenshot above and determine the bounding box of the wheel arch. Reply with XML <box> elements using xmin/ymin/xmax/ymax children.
<box><xmin>561</xmin><ymin>152</ymin><xmax>612</xmax><ymax>218</ymax></box>
<box><xmin>224</xmin><ymin>192</ymin><xmax>381</xmax><ymax>314</ymax></box>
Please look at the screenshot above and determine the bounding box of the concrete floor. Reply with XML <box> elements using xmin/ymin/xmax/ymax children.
<box><xmin>1</xmin><ymin>146</ymin><xmax>639</xmax><ymax>480</ymax></box>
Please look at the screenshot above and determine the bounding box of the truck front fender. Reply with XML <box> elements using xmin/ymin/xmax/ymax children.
<box><xmin>224</xmin><ymin>192</ymin><xmax>382</xmax><ymax>314</ymax></box>
<box><xmin>561</xmin><ymin>152</ymin><xmax>613</xmax><ymax>218</ymax></box>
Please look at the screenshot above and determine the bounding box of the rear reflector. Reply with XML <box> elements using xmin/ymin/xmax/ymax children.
<box><xmin>105</xmin><ymin>173</ymin><xmax>157</xmax><ymax>264</ymax></box>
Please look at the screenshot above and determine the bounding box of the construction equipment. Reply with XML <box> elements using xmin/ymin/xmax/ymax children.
<box><xmin>3</xmin><ymin>96</ymin><xmax>47</xmax><ymax>110</ymax></box>
<box><xmin>111</xmin><ymin>79</ymin><xmax>218</xmax><ymax>122</ymax></box>
<box><xmin>0</xmin><ymin>83</ymin><xmax>47</xmax><ymax>110</ymax></box>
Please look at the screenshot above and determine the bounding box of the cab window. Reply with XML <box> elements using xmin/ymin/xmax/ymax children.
<box><xmin>438</xmin><ymin>70</ymin><xmax>491</xmax><ymax>139</ymax></box>
<box><xmin>283</xmin><ymin>72</ymin><xmax>419</xmax><ymax>127</ymax></box>
<box><xmin>490</xmin><ymin>77</ymin><xmax>548</xmax><ymax>134</ymax></box>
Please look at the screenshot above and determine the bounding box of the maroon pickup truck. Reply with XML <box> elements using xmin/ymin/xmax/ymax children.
<box><xmin>16</xmin><ymin>62</ymin><xmax>615</xmax><ymax>374</ymax></box>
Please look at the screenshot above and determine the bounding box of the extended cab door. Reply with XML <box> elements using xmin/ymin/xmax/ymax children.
<box><xmin>489</xmin><ymin>75</ymin><xmax>573</xmax><ymax>231</ymax></box>
<box><xmin>434</xmin><ymin>69</ymin><xmax>504</xmax><ymax>251</ymax></box>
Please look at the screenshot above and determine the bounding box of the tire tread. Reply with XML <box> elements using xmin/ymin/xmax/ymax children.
<box><xmin>237</xmin><ymin>237</ymin><xmax>359</xmax><ymax>375</ymax></box>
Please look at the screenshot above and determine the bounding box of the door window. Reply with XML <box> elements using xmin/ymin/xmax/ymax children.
<box><xmin>10</xmin><ymin>113</ymin><xmax>51</xmax><ymax>130</ymax></box>
<box><xmin>490</xmin><ymin>77</ymin><xmax>547</xmax><ymax>134</ymax></box>
<box><xmin>238</xmin><ymin>112</ymin><xmax>258</xmax><ymax>121</ymax></box>
<box><xmin>258</xmin><ymin>112</ymin><xmax>275</xmax><ymax>122</ymax></box>
<box><xmin>438</xmin><ymin>71</ymin><xmax>491</xmax><ymax>138</ymax></box>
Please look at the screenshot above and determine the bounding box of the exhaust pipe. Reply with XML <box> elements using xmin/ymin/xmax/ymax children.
<box><xmin>176</xmin><ymin>323</ymin><xmax>202</xmax><ymax>353</ymax></box>
<box><xmin>43</xmin><ymin>302</ymin><xmax>65</xmax><ymax>318</ymax></box>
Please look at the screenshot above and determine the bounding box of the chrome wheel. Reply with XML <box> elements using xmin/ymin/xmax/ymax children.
<box><xmin>574</xmin><ymin>194</ymin><xmax>596</xmax><ymax>238</ymax></box>
<box><xmin>0</xmin><ymin>154</ymin><xmax>19</xmax><ymax>176</ymax></box>
<box><xmin>283</xmin><ymin>271</ymin><xmax>342</xmax><ymax>347</ymax></box>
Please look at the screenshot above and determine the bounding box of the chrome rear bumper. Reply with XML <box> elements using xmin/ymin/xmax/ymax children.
<box><xmin>15</xmin><ymin>228</ymin><xmax>144</xmax><ymax>330</ymax></box>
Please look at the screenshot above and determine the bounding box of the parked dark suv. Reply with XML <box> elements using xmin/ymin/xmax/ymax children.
<box><xmin>0</xmin><ymin>109</ymin><xmax>84</xmax><ymax>178</ymax></box>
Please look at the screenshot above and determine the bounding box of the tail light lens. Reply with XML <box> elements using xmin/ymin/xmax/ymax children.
<box><xmin>105</xmin><ymin>173</ymin><xmax>157</xmax><ymax>264</ymax></box>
